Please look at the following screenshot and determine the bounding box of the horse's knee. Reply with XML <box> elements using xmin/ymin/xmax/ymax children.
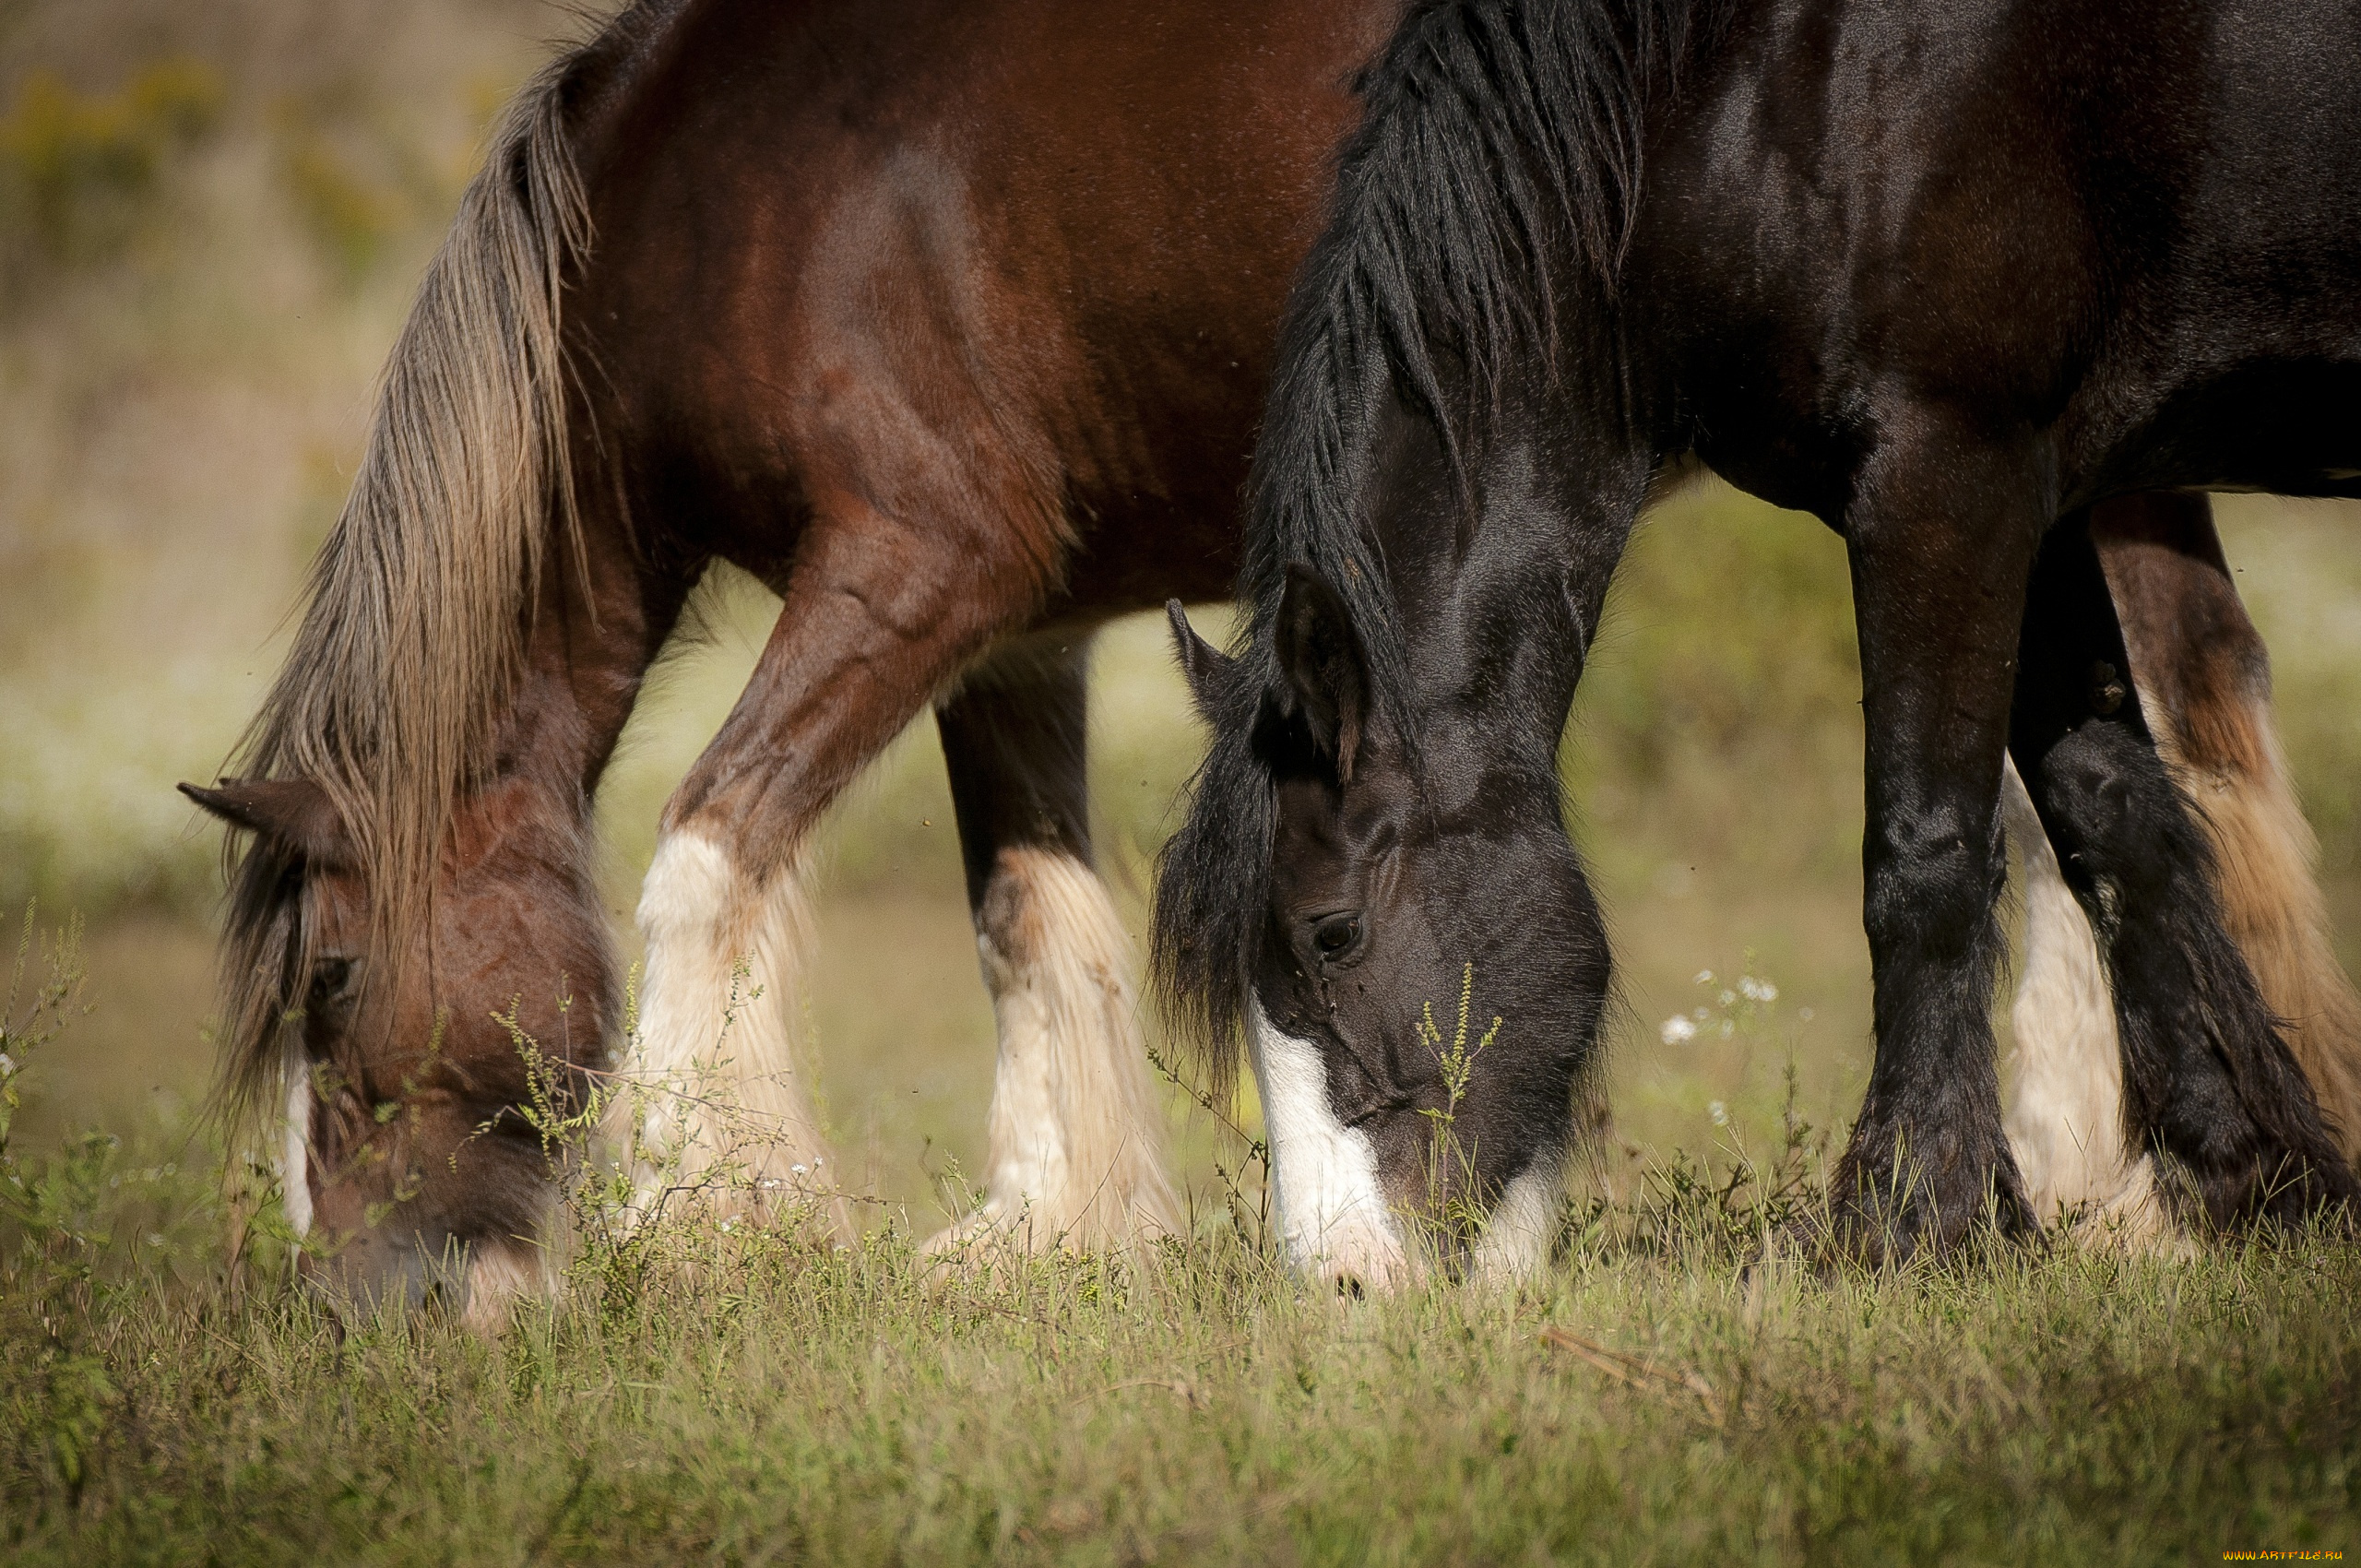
<box><xmin>2033</xmin><ymin>720</ymin><xmax>2190</xmax><ymax>909</ymax></box>
<box><xmin>1861</xmin><ymin>798</ymin><xmax>2004</xmax><ymax>954</ymax></box>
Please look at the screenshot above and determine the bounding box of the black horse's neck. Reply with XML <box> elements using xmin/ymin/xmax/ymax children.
<box><xmin>1237</xmin><ymin>0</ymin><xmax>1726</xmax><ymax>695</ymax></box>
<box><xmin>1353</xmin><ymin>382</ymin><xmax>1647</xmax><ymax>783</ymax></box>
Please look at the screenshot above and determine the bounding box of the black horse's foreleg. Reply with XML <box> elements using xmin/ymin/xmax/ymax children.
<box><xmin>1832</xmin><ymin>436</ymin><xmax>2043</xmax><ymax>1261</ymax></box>
<box><xmin>2011</xmin><ymin>514</ymin><xmax>2356</xmax><ymax>1229</ymax></box>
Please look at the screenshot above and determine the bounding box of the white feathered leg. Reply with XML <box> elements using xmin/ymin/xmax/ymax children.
<box><xmin>930</xmin><ymin>847</ymin><xmax>1179</xmax><ymax>1250</ymax></box>
<box><xmin>2000</xmin><ymin>756</ymin><xmax>2175</xmax><ymax>1246</ymax></box>
<box><xmin>623</xmin><ymin>829</ymin><xmax>847</xmax><ymax>1233</ymax></box>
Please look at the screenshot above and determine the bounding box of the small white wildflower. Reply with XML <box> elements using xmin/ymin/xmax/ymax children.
<box><xmin>1719</xmin><ymin>989</ymin><xmax>1737</xmax><ymax>1007</ymax></box>
<box><xmin>790</xmin><ymin>1163</ymin><xmax>808</xmax><ymax>1177</ymax></box>
<box><xmin>1660</xmin><ymin>1015</ymin><xmax>1699</xmax><ymax>1045</ymax></box>
<box><xmin>0</xmin><ymin>1053</ymin><xmax>15</xmax><ymax>1074</ymax></box>
<box><xmin>1739</xmin><ymin>976</ymin><xmax>1778</xmax><ymax>1003</ymax></box>
<box><xmin>812</xmin><ymin>1157</ymin><xmax>823</xmax><ymax>1168</ymax></box>
<box><xmin>1693</xmin><ymin>1007</ymin><xmax>1710</xmax><ymax>1023</ymax></box>
<box><xmin>1708</xmin><ymin>1101</ymin><xmax>1728</xmax><ymax>1126</ymax></box>
<box><xmin>1692</xmin><ymin>969</ymin><xmax>1714</xmax><ymax>987</ymax></box>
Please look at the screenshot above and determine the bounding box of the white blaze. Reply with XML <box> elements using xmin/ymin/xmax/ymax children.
<box><xmin>1249</xmin><ymin>1001</ymin><xmax>1409</xmax><ymax>1288</ymax></box>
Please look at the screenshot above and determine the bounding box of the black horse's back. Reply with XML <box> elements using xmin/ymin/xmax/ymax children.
<box><xmin>1643</xmin><ymin>0</ymin><xmax>2361</xmax><ymax>509</ymax></box>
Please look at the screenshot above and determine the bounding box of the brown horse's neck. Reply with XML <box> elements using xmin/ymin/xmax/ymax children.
<box><xmin>501</xmin><ymin>495</ymin><xmax>691</xmax><ymax>800</ymax></box>
<box><xmin>452</xmin><ymin>509</ymin><xmax>693</xmax><ymax>1032</ymax></box>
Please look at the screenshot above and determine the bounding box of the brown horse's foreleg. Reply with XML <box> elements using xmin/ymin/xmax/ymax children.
<box><xmin>625</xmin><ymin>498</ymin><xmax>1045</xmax><ymax>1235</ymax></box>
<box><xmin>2094</xmin><ymin>493</ymin><xmax>2361</xmax><ymax>1169</ymax></box>
<box><xmin>929</xmin><ymin>636</ymin><xmax>1180</xmax><ymax>1252</ymax></box>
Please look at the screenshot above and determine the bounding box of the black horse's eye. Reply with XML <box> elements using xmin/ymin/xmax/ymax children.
<box><xmin>1311</xmin><ymin>913</ymin><xmax>1362</xmax><ymax>958</ymax></box>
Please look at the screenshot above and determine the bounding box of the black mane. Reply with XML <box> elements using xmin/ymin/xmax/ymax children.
<box><xmin>1151</xmin><ymin>0</ymin><xmax>1725</xmax><ymax>1075</ymax></box>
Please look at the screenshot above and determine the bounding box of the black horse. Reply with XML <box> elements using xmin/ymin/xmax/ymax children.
<box><xmin>1159</xmin><ymin>0</ymin><xmax>2361</xmax><ymax>1268</ymax></box>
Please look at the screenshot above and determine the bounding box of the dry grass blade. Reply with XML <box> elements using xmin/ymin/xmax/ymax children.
<box><xmin>1077</xmin><ymin>1376</ymin><xmax>1206</xmax><ymax>1410</ymax></box>
<box><xmin>1540</xmin><ymin>1324</ymin><xmax>1726</xmax><ymax>1426</ymax></box>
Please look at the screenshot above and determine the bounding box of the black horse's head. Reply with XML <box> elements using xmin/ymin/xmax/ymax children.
<box><xmin>1161</xmin><ymin>540</ymin><xmax>1609</xmax><ymax>1289</ymax></box>
<box><xmin>1148</xmin><ymin>0</ymin><xmax>1705</xmax><ymax>1289</ymax></box>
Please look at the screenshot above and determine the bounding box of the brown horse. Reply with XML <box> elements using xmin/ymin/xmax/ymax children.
<box><xmin>183</xmin><ymin>0</ymin><xmax>2359</xmax><ymax>1316</ymax></box>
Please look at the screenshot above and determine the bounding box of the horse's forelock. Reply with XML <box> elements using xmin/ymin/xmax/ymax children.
<box><xmin>1152</xmin><ymin>663</ymin><xmax>1281</xmax><ymax>1090</ymax></box>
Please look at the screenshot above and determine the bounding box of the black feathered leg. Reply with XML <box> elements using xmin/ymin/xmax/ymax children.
<box><xmin>2009</xmin><ymin>513</ymin><xmax>2356</xmax><ymax>1229</ymax></box>
<box><xmin>1830</xmin><ymin>428</ymin><xmax>2043</xmax><ymax>1262</ymax></box>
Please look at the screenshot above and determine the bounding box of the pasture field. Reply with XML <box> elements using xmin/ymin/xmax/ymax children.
<box><xmin>7</xmin><ymin>4</ymin><xmax>2361</xmax><ymax>1562</ymax></box>
<box><xmin>5</xmin><ymin>939</ymin><xmax>2359</xmax><ymax>1566</ymax></box>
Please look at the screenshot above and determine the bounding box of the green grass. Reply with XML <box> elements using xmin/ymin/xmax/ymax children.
<box><xmin>7</xmin><ymin>1127</ymin><xmax>2358</xmax><ymax>1564</ymax></box>
<box><xmin>6</xmin><ymin>930</ymin><xmax>2359</xmax><ymax>1566</ymax></box>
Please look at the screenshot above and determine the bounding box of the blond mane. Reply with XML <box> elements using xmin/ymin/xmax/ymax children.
<box><xmin>213</xmin><ymin>50</ymin><xmax>592</xmax><ymax>1128</ymax></box>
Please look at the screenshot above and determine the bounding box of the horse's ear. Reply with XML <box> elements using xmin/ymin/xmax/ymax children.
<box><xmin>1165</xmin><ymin>600</ymin><xmax>1234</xmax><ymax>718</ymax></box>
<box><xmin>1275</xmin><ymin>564</ymin><xmax>1369</xmax><ymax>782</ymax></box>
<box><xmin>180</xmin><ymin>778</ymin><xmax>354</xmax><ymax>868</ymax></box>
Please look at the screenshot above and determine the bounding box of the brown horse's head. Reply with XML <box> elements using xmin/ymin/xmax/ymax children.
<box><xmin>177</xmin><ymin>48</ymin><xmax>627</xmax><ymax>1329</ymax></box>
<box><xmin>184</xmin><ymin>776</ymin><xmax>611</xmax><ymax>1328</ymax></box>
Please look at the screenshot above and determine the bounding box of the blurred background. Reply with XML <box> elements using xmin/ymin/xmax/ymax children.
<box><xmin>6</xmin><ymin>0</ymin><xmax>2359</xmax><ymax>1223</ymax></box>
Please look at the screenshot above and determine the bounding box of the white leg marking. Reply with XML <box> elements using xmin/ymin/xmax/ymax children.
<box><xmin>2000</xmin><ymin>758</ymin><xmax>2175</xmax><ymax>1247</ymax></box>
<box><xmin>1468</xmin><ymin>1158</ymin><xmax>1562</xmax><ymax>1284</ymax></box>
<box><xmin>625</xmin><ymin>828</ymin><xmax>845</xmax><ymax>1231</ymax></box>
<box><xmin>279</xmin><ymin>1061</ymin><xmax>314</xmax><ymax>1236</ymax></box>
<box><xmin>1250</xmin><ymin>1001</ymin><xmax>1410</xmax><ymax>1289</ymax></box>
<box><xmin>934</xmin><ymin>848</ymin><xmax>1179</xmax><ymax>1251</ymax></box>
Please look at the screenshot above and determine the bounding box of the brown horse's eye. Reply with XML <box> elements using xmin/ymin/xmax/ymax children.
<box><xmin>1312</xmin><ymin>913</ymin><xmax>1362</xmax><ymax>958</ymax></box>
<box><xmin>309</xmin><ymin>957</ymin><xmax>359</xmax><ymax>1008</ymax></box>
